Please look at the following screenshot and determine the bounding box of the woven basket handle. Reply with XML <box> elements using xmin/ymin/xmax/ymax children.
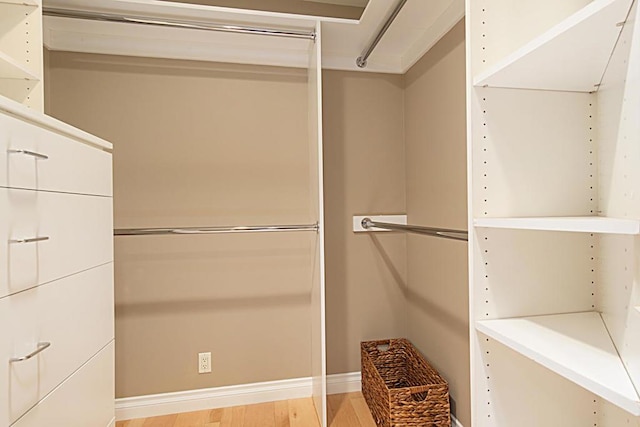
<box><xmin>409</xmin><ymin>385</ymin><xmax>432</xmax><ymax>402</ymax></box>
<box><xmin>366</xmin><ymin>339</ymin><xmax>393</xmax><ymax>355</ymax></box>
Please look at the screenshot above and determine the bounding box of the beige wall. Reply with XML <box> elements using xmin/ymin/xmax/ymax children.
<box><xmin>46</xmin><ymin>26</ymin><xmax>470</xmax><ymax>419</ymax></box>
<box><xmin>404</xmin><ymin>20</ymin><xmax>470</xmax><ymax>426</ymax></box>
<box><xmin>322</xmin><ymin>70</ymin><xmax>407</xmax><ymax>375</ymax></box>
<box><xmin>46</xmin><ymin>52</ymin><xmax>315</xmax><ymax>397</ymax></box>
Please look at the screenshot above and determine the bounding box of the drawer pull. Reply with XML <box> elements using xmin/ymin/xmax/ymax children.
<box><xmin>9</xmin><ymin>236</ymin><xmax>50</xmax><ymax>244</ymax></box>
<box><xmin>8</xmin><ymin>149</ymin><xmax>49</xmax><ymax>160</ymax></box>
<box><xmin>10</xmin><ymin>342</ymin><xmax>51</xmax><ymax>363</ymax></box>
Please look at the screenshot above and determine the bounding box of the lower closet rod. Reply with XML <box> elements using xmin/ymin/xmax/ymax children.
<box><xmin>361</xmin><ymin>218</ymin><xmax>468</xmax><ymax>242</ymax></box>
<box><xmin>114</xmin><ymin>223</ymin><xmax>319</xmax><ymax>236</ymax></box>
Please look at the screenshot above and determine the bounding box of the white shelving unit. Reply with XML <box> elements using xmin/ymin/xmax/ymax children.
<box><xmin>467</xmin><ymin>0</ymin><xmax>640</xmax><ymax>425</ymax></box>
<box><xmin>0</xmin><ymin>0</ymin><xmax>43</xmax><ymax>110</ymax></box>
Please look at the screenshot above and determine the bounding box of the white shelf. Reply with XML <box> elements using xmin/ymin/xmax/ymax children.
<box><xmin>474</xmin><ymin>216</ymin><xmax>640</xmax><ymax>235</ymax></box>
<box><xmin>473</xmin><ymin>0</ymin><xmax>633</xmax><ymax>92</ymax></box>
<box><xmin>0</xmin><ymin>51</ymin><xmax>39</xmax><ymax>80</ymax></box>
<box><xmin>0</xmin><ymin>0</ymin><xmax>38</xmax><ymax>6</ymax></box>
<box><xmin>477</xmin><ymin>312</ymin><xmax>640</xmax><ymax>415</ymax></box>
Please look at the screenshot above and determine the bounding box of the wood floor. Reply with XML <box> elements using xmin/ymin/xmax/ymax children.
<box><xmin>115</xmin><ymin>392</ymin><xmax>376</xmax><ymax>427</ymax></box>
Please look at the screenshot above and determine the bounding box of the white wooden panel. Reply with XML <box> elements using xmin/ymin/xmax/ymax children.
<box><xmin>44</xmin><ymin>16</ymin><xmax>313</xmax><ymax>69</ymax></box>
<box><xmin>477</xmin><ymin>312</ymin><xmax>640</xmax><ymax>415</ymax></box>
<box><xmin>473</xmin><ymin>228</ymin><xmax>594</xmax><ymax>320</ymax></box>
<box><xmin>474</xmin><ymin>0</ymin><xmax>633</xmax><ymax>92</ymax></box>
<box><xmin>0</xmin><ymin>264</ymin><xmax>113</xmax><ymax>426</ymax></box>
<box><xmin>472</xmin><ymin>334</ymin><xmax>596</xmax><ymax>427</ymax></box>
<box><xmin>11</xmin><ymin>341</ymin><xmax>115</xmax><ymax>427</ymax></box>
<box><xmin>599</xmin><ymin>399</ymin><xmax>640</xmax><ymax>426</ymax></box>
<box><xmin>0</xmin><ymin>3</ymin><xmax>41</xmax><ymax>77</ymax></box>
<box><xmin>471</xmin><ymin>87</ymin><xmax>595</xmax><ymax>218</ymax></box>
<box><xmin>0</xmin><ymin>53</ymin><xmax>39</xmax><ymax>80</ymax></box>
<box><xmin>598</xmin><ymin>0</ymin><xmax>640</xmax><ymax>218</ymax></box>
<box><xmin>475</xmin><ymin>216</ymin><xmax>640</xmax><ymax>234</ymax></box>
<box><xmin>0</xmin><ymin>0</ymin><xmax>38</xmax><ymax>5</ymax></box>
<box><xmin>0</xmin><ymin>83</ymin><xmax>42</xmax><ymax>111</ymax></box>
<box><xmin>308</xmin><ymin>21</ymin><xmax>326</xmax><ymax>427</ymax></box>
<box><xmin>0</xmin><ymin>2</ymin><xmax>42</xmax><ymax>111</ymax></box>
<box><xmin>469</xmin><ymin>0</ymin><xmax>592</xmax><ymax>77</ymax></box>
<box><xmin>0</xmin><ymin>188</ymin><xmax>113</xmax><ymax>298</ymax></box>
<box><xmin>599</xmin><ymin>234</ymin><xmax>640</xmax><ymax>405</ymax></box>
<box><xmin>0</xmin><ymin>112</ymin><xmax>112</xmax><ymax>196</ymax></box>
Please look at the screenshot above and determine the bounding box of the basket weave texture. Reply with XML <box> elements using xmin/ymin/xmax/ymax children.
<box><xmin>361</xmin><ymin>338</ymin><xmax>451</xmax><ymax>427</ymax></box>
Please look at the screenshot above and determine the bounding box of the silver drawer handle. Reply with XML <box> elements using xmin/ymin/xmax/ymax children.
<box><xmin>8</xmin><ymin>149</ymin><xmax>49</xmax><ymax>160</ymax></box>
<box><xmin>9</xmin><ymin>236</ymin><xmax>50</xmax><ymax>244</ymax></box>
<box><xmin>10</xmin><ymin>342</ymin><xmax>51</xmax><ymax>363</ymax></box>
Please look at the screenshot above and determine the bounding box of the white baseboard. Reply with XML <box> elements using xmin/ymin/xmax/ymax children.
<box><xmin>116</xmin><ymin>371</ymin><xmax>464</xmax><ymax>427</ymax></box>
<box><xmin>115</xmin><ymin>377</ymin><xmax>312</xmax><ymax>421</ymax></box>
<box><xmin>326</xmin><ymin>372</ymin><xmax>362</xmax><ymax>394</ymax></box>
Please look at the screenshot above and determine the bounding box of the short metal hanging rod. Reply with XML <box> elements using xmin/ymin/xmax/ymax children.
<box><xmin>114</xmin><ymin>223</ymin><xmax>319</xmax><ymax>236</ymax></box>
<box><xmin>43</xmin><ymin>8</ymin><xmax>317</xmax><ymax>41</ymax></box>
<box><xmin>361</xmin><ymin>218</ymin><xmax>468</xmax><ymax>242</ymax></box>
<box><xmin>356</xmin><ymin>0</ymin><xmax>407</xmax><ymax>68</ymax></box>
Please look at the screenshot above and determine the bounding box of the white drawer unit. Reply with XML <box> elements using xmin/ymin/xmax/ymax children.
<box><xmin>0</xmin><ymin>112</ymin><xmax>112</xmax><ymax>196</ymax></box>
<box><xmin>0</xmin><ymin>263</ymin><xmax>114</xmax><ymax>425</ymax></box>
<box><xmin>10</xmin><ymin>341</ymin><xmax>115</xmax><ymax>427</ymax></box>
<box><xmin>0</xmin><ymin>187</ymin><xmax>113</xmax><ymax>298</ymax></box>
<box><xmin>0</xmin><ymin>98</ymin><xmax>114</xmax><ymax>426</ymax></box>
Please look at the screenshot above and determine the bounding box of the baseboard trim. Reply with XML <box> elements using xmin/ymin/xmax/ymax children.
<box><xmin>326</xmin><ymin>372</ymin><xmax>362</xmax><ymax>395</ymax></box>
<box><xmin>115</xmin><ymin>377</ymin><xmax>312</xmax><ymax>421</ymax></box>
<box><xmin>116</xmin><ymin>372</ymin><xmax>464</xmax><ymax>426</ymax></box>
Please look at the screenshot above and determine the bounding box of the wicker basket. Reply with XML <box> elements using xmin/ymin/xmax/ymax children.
<box><xmin>361</xmin><ymin>338</ymin><xmax>451</xmax><ymax>427</ymax></box>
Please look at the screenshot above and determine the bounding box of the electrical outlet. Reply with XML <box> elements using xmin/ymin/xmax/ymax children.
<box><xmin>198</xmin><ymin>352</ymin><xmax>211</xmax><ymax>374</ymax></box>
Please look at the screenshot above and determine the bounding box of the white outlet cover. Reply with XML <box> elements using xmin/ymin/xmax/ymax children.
<box><xmin>198</xmin><ymin>352</ymin><xmax>211</xmax><ymax>374</ymax></box>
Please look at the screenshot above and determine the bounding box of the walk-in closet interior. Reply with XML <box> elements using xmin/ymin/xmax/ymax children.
<box><xmin>1</xmin><ymin>0</ymin><xmax>638</xmax><ymax>426</ymax></box>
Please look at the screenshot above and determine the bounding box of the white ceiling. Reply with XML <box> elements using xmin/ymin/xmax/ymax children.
<box><xmin>43</xmin><ymin>0</ymin><xmax>464</xmax><ymax>73</ymax></box>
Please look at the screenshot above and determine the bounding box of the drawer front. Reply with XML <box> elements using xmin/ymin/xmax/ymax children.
<box><xmin>0</xmin><ymin>264</ymin><xmax>114</xmax><ymax>426</ymax></box>
<box><xmin>11</xmin><ymin>341</ymin><xmax>115</xmax><ymax>427</ymax></box>
<box><xmin>0</xmin><ymin>113</ymin><xmax>112</xmax><ymax>196</ymax></box>
<box><xmin>0</xmin><ymin>188</ymin><xmax>113</xmax><ymax>298</ymax></box>
<box><xmin>0</xmin><ymin>263</ymin><xmax>114</xmax><ymax>426</ymax></box>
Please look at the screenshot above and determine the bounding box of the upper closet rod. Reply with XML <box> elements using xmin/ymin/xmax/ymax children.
<box><xmin>356</xmin><ymin>0</ymin><xmax>407</xmax><ymax>68</ymax></box>
<box><xmin>361</xmin><ymin>217</ymin><xmax>468</xmax><ymax>242</ymax></box>
<box><xmin>43</xmin><ymin>8</ymin><xmax>317</xmax><ymax>41</ymax></box>
<box><xmin>114</xmin><ymin>223</ymin><xmax>319</xmax><ymax>236</ymax></box>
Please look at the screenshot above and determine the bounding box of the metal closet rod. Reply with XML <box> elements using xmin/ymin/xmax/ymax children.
<box><xmin>356</xmin><ymin>0</ymin><xmax>407</xmax><ymax>68</ymax></box>
<box><xmin>361</xmin><ymin>218</ymin><xmax>468</xmax><ymax>242</ymax></box>
<box><xmin>43</xmin><ymin>8</ymin><xmax>317</xmax><ymax>41</ymax></box>
<box><xmin>114</xmin><ymin>223</ymin><xmax>319</xmax><ymax>236</ymax></box>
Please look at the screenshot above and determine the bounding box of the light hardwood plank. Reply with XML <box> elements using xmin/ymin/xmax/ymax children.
<box><xmin>229</xmin><ymin>405</ymin><xmax>245</xmax><ymax>427</ymax></box>
<box><xmin>116</xmin><ymin>393</ymin><xmax>374</xmax><ymax>427</ymax></box>
<box><xmin>274</xmin><ymin>400</ymin><xmax>291</xmax><ymax>427</ymax></box>
<box><xmin>174</xmin><ymin>409</ymin><xmax>212</xmax><ymax>426</ymax></box>
<box><xmin>142</xmin><ymin>414</ymin><xmax>178</xmax><ymax>427</ymax></box>
<box><xmin>244</xmin><ymin>402</ymin><xmax>275</xmax><ymax>427</ymax></box>
<box><xmin>327</xmin><ymin>394</ymin><xmax>362</xmax><ymax>427</ymax></box>
<box><xmin>349</xmin><ymin>394</ymin><xmax>376</xmax><ymax>427</ymax></box>
<box><xmin>288</xmin><ymin>398</ymin><xmax>320</xmax><ymax>427</ymax></box>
